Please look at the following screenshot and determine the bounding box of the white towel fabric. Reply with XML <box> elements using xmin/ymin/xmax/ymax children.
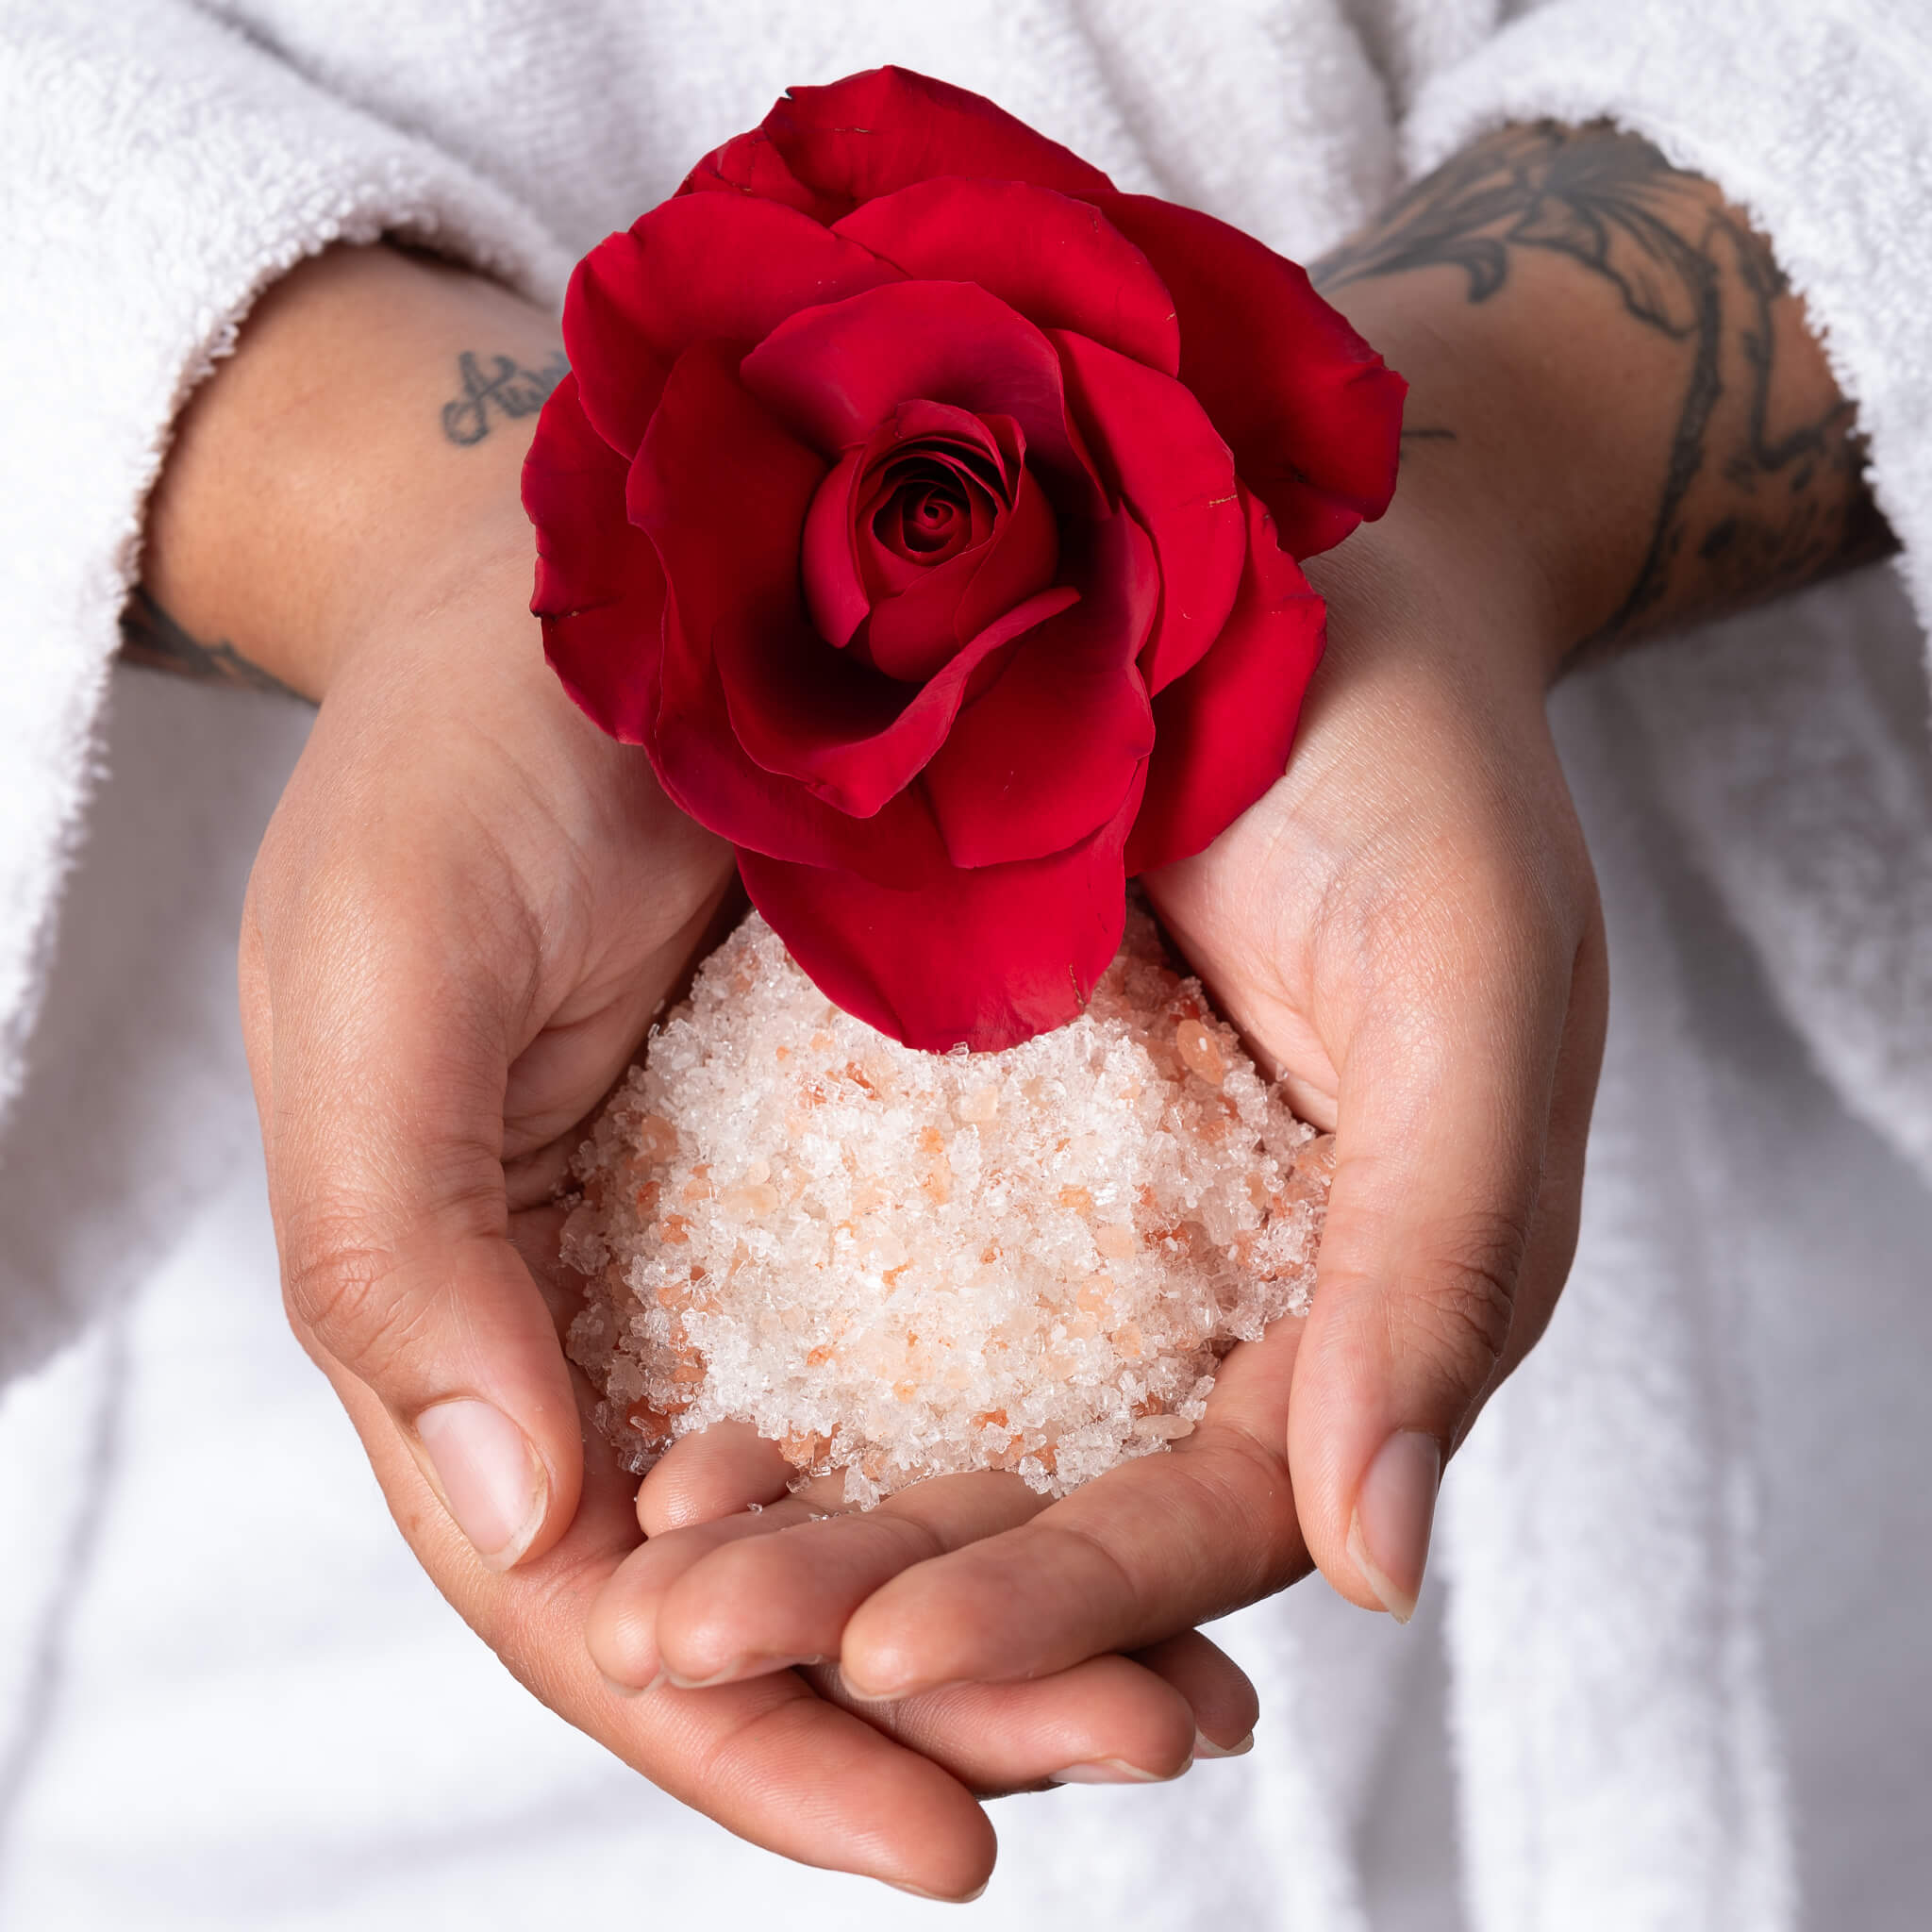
<box><xmin>2</xmin><ymin>3</ymin><xmax>1929</xmax><ymax>1927</ymax></box>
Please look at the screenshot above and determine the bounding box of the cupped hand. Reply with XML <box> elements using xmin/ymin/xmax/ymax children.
<box><xmin>583</xmin><ymin>473</ymin><xmax>1607</xmax><ymax>1703</ymax></box>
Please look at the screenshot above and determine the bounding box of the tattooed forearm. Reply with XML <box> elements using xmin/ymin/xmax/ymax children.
<box><xmin>1316</xmin><ymin>123</ymin><xmax>1893</xmax><ymax>651</ymax></box>
<box><xmin>441</xmin><ymin>348</ymin><xmax>569</xmax><ymax>446</ymax></box>
<box><xmin>118</xmin><ymin>586</ymin><xmax>308</xmax><ymax>702</ymax></box>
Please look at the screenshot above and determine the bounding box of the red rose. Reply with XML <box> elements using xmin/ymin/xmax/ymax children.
<box><xmin>525</xmin><ymin>66</ymin><xmax>1403</xmax><ymax>1051</ymax></box>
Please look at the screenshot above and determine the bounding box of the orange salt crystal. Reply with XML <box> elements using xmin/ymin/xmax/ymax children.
<box><xmin>633</xmin><ymin>1114</ymin><xmax>678</xmax><ymax>1167</ymax></box>
<box><xmin>1094</xmin><ymin>1223</ymin><xmax>1137</xmax><ymax>1262</ymax></box>
<box><xmin>972</xmin><ymin>1408</ymin><xmax>1008</xmax><ymax>1430</ymax></box>
<box><xmin>957</xmin><ymin>1084</ymin><xmax>998</xmax><ymax>1124</ymax></box>
<box><xmin>655</xmin><ymin>1214</ymin><xmax>691</xmax><ymax>1244</ymax></box>
<box><xmin>1175</xmin><ymin>1017</ymin><xmax>1226</xmax><ymax>1086</ymax></box>
<box><xmin>719</xmin><ymin>1180</ymin><xmax>779</xmax><ymax>1220</ymax></box>
<box><xmin>806</xmin><ymin>1345</ymin><xmax>833</xmax><ymax>1367</ymax></box>
<box><xmin>625</xmin><ymin>1402</ymin><xmax>674</xmax><ymax>1445</ymax></box>
<box><xmin>1058</xmin><ymin>1184</ymin><xmax>1094</xmax><ymax>1216</ymax></box>
<box><xmin>917</xmin><ymin>1126</ymin><xmax>951</xmax><ymax>1204</ymax></box>
<box><xmin>1131</xmin><ymin>1413</ymin><xmax>1196</xmax><ymax>1442</ymax></box>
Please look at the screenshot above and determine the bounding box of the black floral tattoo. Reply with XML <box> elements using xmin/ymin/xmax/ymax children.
<box><xmin>1315</xmin><ymin>124</ymin><xmax>1891</xmax><ymax>649</ymax></box>
<box><xmin>441</xmin><ymin>348</ymin><xmax>570</xmax><ymax>446</ymax></box>
<box><xmin>117</xmin><ymin>586</ymin><xmax>307</xmax><ymax>702</ymax></box>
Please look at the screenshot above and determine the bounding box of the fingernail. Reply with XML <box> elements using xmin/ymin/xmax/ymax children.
<box><xmin>839</xmin><ymin>1669</ymin><xmax>942</xmax><ymax>1706</ymax></box>
<box><xmin>1192</xmin><ymin>1727</ymin><xmax>1255</xmax><ymax>1759</ymax></box>
<box><xmin>887</xmin><ymin>1878</ymin><xmax>990</xmax><ymax>1903</ymax></box>
<box><xmin>599</xmin><ymin>1668</ymin><xmax>664</xmax><ymax>1700</ymax></box>
<box><xmin>661</xmin><ymin>1654</ymin><xmax>825</xmax><ymax>1690</ymax></box>
<box><xmin>416</xmin><ymin>1398</ymin><xmax>547</xmax><ymax>1571</ymax></box>
<box><xmin>1047</xmin><ymin>1757</ymin><xmax>1181</xmax><ymax>1785</ymax></box>
<box><xmin>1347</xmin><ymin>1429</ymin><xmax>1441</xmax><ymax>1624</ymax></box>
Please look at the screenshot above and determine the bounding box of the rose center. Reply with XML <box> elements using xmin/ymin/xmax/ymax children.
<box><xmin>899</xmin><ymin>483</ymin><xmax>965</xmax><ymax>551</ymax></box>
<box><xmin>874</xmin><ymin>460</ymin><xmax>979</xmax><ymax>566</ymax></box>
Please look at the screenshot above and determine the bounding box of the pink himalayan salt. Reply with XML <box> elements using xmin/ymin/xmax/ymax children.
<box><xmin>562</xmin><ymin>908</ymin><xmax>1332</xmax><ymax>1507</ymax></box>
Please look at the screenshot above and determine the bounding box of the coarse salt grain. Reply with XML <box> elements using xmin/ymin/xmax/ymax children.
<box><xmin>563</xmin><ymin>908</ymin><xmax>1332</xmax><ymax>1506</ymax></box>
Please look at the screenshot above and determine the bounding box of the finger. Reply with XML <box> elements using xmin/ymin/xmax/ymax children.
<box><xmin>1287</xmin><ymin>867</ymin><xmax>1602</xmax><ymax>1624</ymax></box>
<box><xmin>837</xmin><ymin>1651</ymin><xmax>1201</xmax><ymax>1793</ymax></box>
<box><xmin>637</xmin><ymin>1423</ymin><xmax>799</xmax><ymax>1536</ymax></box>
<box><xmin>596</xmin><ymin>1479</ymin><xmax>1249</xmax><ymax>1792</ymax></box>
<box><xmin>652</xmin><ymin>1473</ymin><xmax>1053</xmax><ymax>1690</ymax></box>
<box><xmin>326</xmin><ymin>1350</ymin><xmax>998</xmax><ymax>1901</ymax></box>
<box><xmin>836</xmin><ymin>1314</ymin><xmax>1310</xmax><ymax>1700</ymax></box>
<box><xmin>591</xmin><ymin>1470</ymin><xmax>1046</xmax><ymax>1691</ymax></box>
<box><xmin>586</xmin><ymin>1495</ymin><xmax>841</xmax><ymax>1690</ymax></box>
<box><xmin>258</xmin><ymin>834</ymin><xmax>583</xmax><ymax>1575</ymax></box>
<box><xmin>1130</xmin><ymin>1631</ymin><xmax>1259</xmax><ymax>1756</ymax></box>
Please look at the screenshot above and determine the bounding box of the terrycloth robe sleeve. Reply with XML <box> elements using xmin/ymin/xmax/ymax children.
<box><xmin>1405</xmin><ymin>0</ymin><xmax>1932</xmax><ymax>654</ymax></box>
<box><xmin>0</xmin><ymin>0</ymin><xmax>571</xmax><ymax>1141</ymax></box>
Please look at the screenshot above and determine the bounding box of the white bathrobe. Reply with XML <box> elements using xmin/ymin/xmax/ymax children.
<box><xmin>1</xmin><ymin>3</ymin><xmax>1927</xmax><ymax>1926</ymax></box>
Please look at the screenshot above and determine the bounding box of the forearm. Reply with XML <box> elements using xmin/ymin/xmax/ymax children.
<box><xmin>128</xmin><ymin>244</ymin><xmax>564</xmax><ymax>701</ymax></box>
<box><xmin>1312</xmin><ymin>122</ymin><xmax>1894</xmax><ymax>684</ymax></box>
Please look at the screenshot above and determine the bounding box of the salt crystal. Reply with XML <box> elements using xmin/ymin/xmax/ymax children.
<box><xmin>563</xmin><ymin>907</ymin><xmax>1330</xmax><ymax>1504</ymax></box>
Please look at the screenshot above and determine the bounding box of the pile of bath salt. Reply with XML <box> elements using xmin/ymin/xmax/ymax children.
<box><xmin>562</xmin><ymin>908</ymin><xmax>1332</xmax><ymax>1507</ymax></box>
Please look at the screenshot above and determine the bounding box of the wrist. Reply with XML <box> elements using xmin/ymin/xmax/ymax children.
<box><xmin>142</xmin><ymin>244</ymin><xmax>563</xmax><ymax>701</ymax></box>
<box><xmin>1315</xmin><ymin>266</ymin><xmax>1641</xmax><ymax>689</ymax></box>
<box><xmin>1311</xmin><ymin>123</ymin><xmax>1888</xmax><ymax>678</ymax></box>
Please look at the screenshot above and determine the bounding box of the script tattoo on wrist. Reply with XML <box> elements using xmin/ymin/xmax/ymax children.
<box><xmin>118</xmin><ymin>587</ymin><xmax>308</xmax><ymax>702</ymax></box>
<box><xmin>441</xmin><ymin>348</ymin><xmax>569</xmax><ymax>446</ymax></box>
<box><xmin>1315</xmin><ymin>122</ymin><xmax>1893</xmax><ymax>653</ymax></box>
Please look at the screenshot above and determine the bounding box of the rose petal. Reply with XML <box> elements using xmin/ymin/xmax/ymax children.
<box><xmin>739</xmin><ymin>763</ymin><xmax>1145</xmax><ymax>1052</ymax></box>
<box><xmin>523</xmin><ymin>374</ymin><xmax>666</xmax><ymax>744</ymax></box>
<box><xmin>1051</xmin><ymin>329</ymin><xmax>1247</xmax><ymax>694</ymax></box>
<box><xmin>921</xmin><ymin>511</ymin><xmax>1157</xmax><ymax>869</ymax></box>
<box><xmin>678</xmin><ymin>129</ymin><xmax>848</xmax><ymax>224</ymax></box>
<box><xmin>1125</xmin><ymin>490</ymin><xmax>1326</xmax><ymax>874</ymax></box>
<box><xmin>835</xmin><ymin>178</ymin><xmax>1179</xmax><ymax>375</ymax></box>
<box><xmin>565</xmin><ymin>194</ymin><xmax>901</xmax><ymax>458</ymax></box>
<box><xmin>741</xmin><ymin>281</ymin><xmax>1104</xmax><ymax>514</ymax></box>
<box><xmin>802</xmin><ymin>446</ymin><xmax>870</xmax><ymax>647</ymax></box>
<box><xmin>1092</xmin><ymin>192</ymin><xmax>1406</xmax><ymax>558</ymax></box>
<box><xmin>729</xmin><ymin>582</ymin><xmax>1078</xmax><ymax>816</ymax></box>
<box><xmin>652</xmin><ymin>592</ymin><xmax>950</xmax><ymax>887</ymax></box>
<box><xmin>756</xmin><ymin>67</ymin><xmax>1115</xmax><ymax>221</ymax></box>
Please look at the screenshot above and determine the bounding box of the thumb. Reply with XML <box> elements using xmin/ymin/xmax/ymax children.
<box><xmin>1288</xmin><ymin>909</ymin><xmax>1603</xmax><ymax>1621</ymax></box>
<box><xmin>252</xmin><ymin>893</ymin><xmax>583</xmax><ymax>1573</ymax></box>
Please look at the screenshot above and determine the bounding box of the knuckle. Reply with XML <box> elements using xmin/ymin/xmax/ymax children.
<box><xmin>279</xmin><ymin>1217</ymin><xmax>436</xmax><ymax>1382</ymax></box>
<box><xmin>1401</xmin><ymin>1212</ymin><xmax>1526</xmax><ymax>1390</ymax></box>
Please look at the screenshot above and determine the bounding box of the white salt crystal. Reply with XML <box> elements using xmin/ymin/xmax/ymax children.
<box><xmin>562</xmin><ymin>906</ymin><xmax>1331</xmax><ymax>1503</ymax></box>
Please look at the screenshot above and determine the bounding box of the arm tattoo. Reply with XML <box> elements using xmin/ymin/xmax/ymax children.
<box><xmin>1316</xmin><ymin>123</ymin><xmax>1892</xmax><ymax>650</ymax></box>
<box><xmin>118</xmin><ymin>586</ymin><xmax>308</xmax><ymax>702</ymax></box>
<box><xmin>441</xmin><ymin>348</ymin><xmax>569</xmax><ymax>446</ymax></box>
